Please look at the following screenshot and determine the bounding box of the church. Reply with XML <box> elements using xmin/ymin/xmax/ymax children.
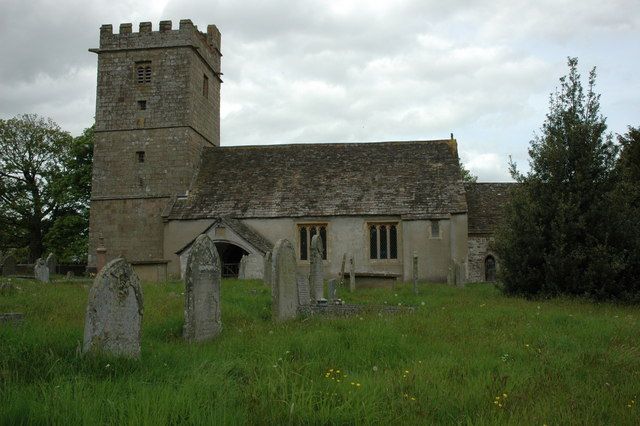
<box><xmin>87</xmin><ymin>20</ymin><xmax>513</xmax><ymax>285</ymax></box>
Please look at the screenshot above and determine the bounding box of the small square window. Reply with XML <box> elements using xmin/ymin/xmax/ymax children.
<box><xmin>137</xmin><ymin>100</ymin><xmax>147</xmax><ymax>110</ymax></box>
<box><xmin>136</xmin><ymin>151</ymin><xmax>145</xmax><ymax>163</ymax></box>
<box><xmin>431</xmin><ymin>220</ymin><xmax>440</xmax><ymax>238</ymax></box>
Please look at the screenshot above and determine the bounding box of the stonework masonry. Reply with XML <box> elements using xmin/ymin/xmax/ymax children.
<box><xmin>88</xmin><ymin>20</ymin><xmax>222</xmax><ymax>270</ymax></box>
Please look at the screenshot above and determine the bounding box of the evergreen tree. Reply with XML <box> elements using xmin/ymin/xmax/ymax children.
<box><xmin>495</xmin><ymin>58</ymin><xmax>619</xmax><ymax>299</ymax></box>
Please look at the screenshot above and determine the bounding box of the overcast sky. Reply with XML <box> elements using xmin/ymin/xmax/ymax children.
<box><xmin>1</xmin><ymin>0</ymin><xmax>638</xmax><ymax>181</ymax></box>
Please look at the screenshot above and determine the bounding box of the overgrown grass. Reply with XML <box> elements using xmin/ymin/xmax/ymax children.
<box><xmin>1</xmin><ymin>278</ymin><xmax>639</xmax><ymax>424</ymax></box>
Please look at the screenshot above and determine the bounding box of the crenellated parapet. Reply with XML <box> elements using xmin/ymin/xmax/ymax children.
<box><xmin>95</xmin><ymin>20</ymin><xmax>221</xmax><ymax>77</ymax></box>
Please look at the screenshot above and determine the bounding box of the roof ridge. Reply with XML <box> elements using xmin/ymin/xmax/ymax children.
<box><xmin>212</xmin><ymin>139</ymin><xmax>454</xmax><ymax>150</ymax></box>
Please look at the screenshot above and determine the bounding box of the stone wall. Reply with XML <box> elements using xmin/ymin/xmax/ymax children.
<box><xmin>467</xmin><ymin>234</ymin><xmax>496</xmax><ymax>282</ymax></box>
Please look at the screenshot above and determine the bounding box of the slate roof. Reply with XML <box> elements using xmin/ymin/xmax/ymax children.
<box><xmin>168</xmin><ymin>140</ymin><xmax>467</xmax><ymax>220</ymax></box>
<box><xmin>464</xmin><ymin>183</ymin><xmax>517</xmax><ymax>234</ymax></box>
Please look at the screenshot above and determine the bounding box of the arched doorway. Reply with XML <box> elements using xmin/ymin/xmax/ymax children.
<box><xmin>215</xmin><ymin>242</ymin><xmax>249</xmax><ymax>277</ymax></box>
<box><xmin>485</xmin><ymin>255</ymin><xmax>497</xmax><ymax>282</ymax></box>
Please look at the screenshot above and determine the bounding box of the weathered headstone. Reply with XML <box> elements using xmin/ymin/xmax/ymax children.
<box><xmin>83</xmin><ymin>258</ymin><xmax>143</xmax><ymax>358</ymax></box>
<box><xmin>263</xmin><ymin>251</ymin><xmax>272</xmax><ymax>287</ymax></box>
<box><xmin>34</xmin><ymin>258</ymin><xmax>49</xmax><ymax>283</ymax></box>
<box><xmin>339</xmin><ymin>253</ymin><xmax>346</xmax><ymax>287</ymax></box>
<box><xmin>328</xmin><ymin>278</ymin><xmax>337</xmax><ymax>300</ymax></box>
<box><xmin>183</xmin><ymin>234</ymin><xmax>222</xmax><ymax>342</ymax></box>
<box><xmin>238</xmin><ymin>255</ymin><xmax>247</xmax><ymax>279</ymax></box>
<box><xmin>65</xmin><ymin>271</ymin><xmax>75</xmax><ymax>279</ymax></box>
<box><xmin>1</xmin><ymin>251</ymin><xmax>17</xmax><ymax>276</ymax></box>
<box><xmin>238</xmin><ymin>253</ymin><xmax>264</xmax><ymax>280</ymax></box>
<box><xmin>309</xmin><ymin>234</ymin><xmax>325</xmax><ymax>302</ymax></box>
<box><xmin>46</xmin><ymin>253</ymin><xmax>57</xmax><ymax>275</ymax></box>
<box><xmin>296</xmin><ymin>274</ymin><xmax>310</xmax><ymax>306</ymax></box>
<box><xmin>0</xmin><ymin>282</ymin><xmax>16</xmax><ymax>296</ymax></box>
<box><xmin>412</xmin><ymin>253</ymin><xmax>418</xmax><ymax>294</ymax></box>
<box><xmin>349</xmin><ymin>256</ymin><xmax>356</xmax><ymax>292</ymax></box>
<box><xmin>271</xmin><ymin>239</ymin><xmax>298</xmax><ymax>321</ymax></box>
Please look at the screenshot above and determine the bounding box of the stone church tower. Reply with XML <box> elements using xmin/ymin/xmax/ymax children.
<box><xmin>88</xmin><ymin>20</ymin><xmax>221</xmax><ymax>277</ymax></box>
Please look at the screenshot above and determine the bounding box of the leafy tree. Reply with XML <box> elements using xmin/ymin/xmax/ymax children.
<box><xmin>460</xmin><ymin>163</ymin><xmax>478</xmax><ymax>183</ymax></box>
<box><xmin>0</xmin><ymin>115</ymin><xmax>92</xmax><ymax>262</ymax></box>
<box><xmin>495</xmin><ymin>58</ymin><xmax>620</xmax><ymax>299</ymax></box>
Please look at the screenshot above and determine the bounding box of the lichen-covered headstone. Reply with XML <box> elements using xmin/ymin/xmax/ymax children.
<box><xmin>183</xmin><ymin>234</ymin><xmax>222</xmax><ymax>341</ymax></box>
<box><xmin>238</xmin><ymin>253</ymin><xmax>264</xmax><ymax>280</ymax></box>
<box><xmin>34</xmin><ymin>258</ymin><xmax>49</xmax><ymax>283</ymax></box>
<box><xmin>309</xmin><ymin>235</ymin><xmax>325</xmax><ymax>302</ymax></box>
<box><xmin>271</xmin><ymin>239</ymin><xmax>298</xmax><ymax>321</ymax></box>
<box><xmin>46</xmin><ymin>253</ymin><xmax>57</xmax><ymax>275</ymax></box>
<box><xmin>263</xmin><ymin>251</ymin><xmax>272</xmax><ymax>287</ymax></box>
<box><xmin>83</xmin><ymin>258</ymin><xmax>143</xmax><ymax>358</ymax></box>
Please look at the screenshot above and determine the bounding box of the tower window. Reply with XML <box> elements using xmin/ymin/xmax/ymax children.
<box><xmin>203</xmin><ymin>75</ymin><xmax>209</xmax><ymax>98</ymax></box>
<box><xmin>136</xmin><ymin>62</ymin><xmax>151</xmax><ymax>84</ymax></box>
<box><xmin>137</xmin><ymin>100</ymin><xmax>147</xmax><ymax>110</ymax></box>
<box><xmin>136</xmin><ymin>151</ymin><xmax>145</xmax><ymax>163</ymax></box>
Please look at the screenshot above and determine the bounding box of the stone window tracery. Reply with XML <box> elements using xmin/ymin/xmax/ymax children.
<box><xmin>298</xmin><ymin>224</ymin><xmax>327</xmax><ymax>261</ymax></box>
<box><xmin>369</xmin><ymin>223</ymin><xmax>398</xmax><ymax>260</ymax></box>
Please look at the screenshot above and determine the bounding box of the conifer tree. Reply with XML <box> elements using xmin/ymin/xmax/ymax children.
<box><xmin>496</xmin><ymin>58</ymin><xmax>618</xmax><ymax>298</ymax></box>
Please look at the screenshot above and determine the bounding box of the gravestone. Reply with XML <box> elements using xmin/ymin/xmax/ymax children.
<box><xmin>0</xmin><ymin>282</ymin><xmax>16</xmax><ymax>296</ymax></box>
<box><xmin>34</xmin><ymin>258</ymin><xmax>49</xmax><ymax>283</ymax></box>
<box><xmin>183</xmin><ymin>234</ymin><xmax>222</xmax><ymax>342</ymax></box>
<box><xmin>238</xmin><ymin>255</ymin><xmax>247</xmax><ymax>279</ymax></box>
<box><xmin>46</xmin><ymin>253</ymin><xmax>57</xmax><ymax>275</ymax></box>
<box><xmin>412</xmin><ymin>253</ymin><xmax>418</xmax><ymax>294</ymax></box>
<box><xmin>66</xmin><ymin>271</ymin><xmax>75</xmax><ymax>279</ymax></box>
<box><xmin>263</xmin><ymin>251</ymin><xmax>272</xmax><ymax>287</ymax></box>
<box><xmin>238</xmin><ymin>253</ymin><xmax>264</xmax><ymax>280</ymax></box>
<box><xmin>271</xmin><ymin>239</ymin><xmax>298</xmax><ymax>321</ymax></box>
<box><xmin>296</xmin><ymin>274</ymin><xmax>310</xmax><ymax>306</ymax></box>
<box><xmin>83</xmin><ymin>258</ymin><xmax>143</xmax><ymax>358</ymax></box>
<box><xmin>328</xmin><ymin>278</ymin><xmax>337</xmax><ymax>300</ymax></box>
<box><xmin>349</xmin><ymin>256</ymin><xmax>356</xmax><ymax>292</ymax></box>
<box><xmin>339</xmin><ymin>253</ymin><xmax>346</xmax><ymax>287</ymax></box>
<box><xmin>309</xmin><ymin>234</ymin><xmax>325</xmax><ymax>302</ymax></box>
<box><xmin>1</xmin><ymin>251</ymin><xmax>17</xmax><ymax>276</ymax></box>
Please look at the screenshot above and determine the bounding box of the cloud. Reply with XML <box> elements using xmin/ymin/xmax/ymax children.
<box><xmin>0</xmin><ymin>0</ymin><xmax>639</xmax><ymax>181</ymax></box>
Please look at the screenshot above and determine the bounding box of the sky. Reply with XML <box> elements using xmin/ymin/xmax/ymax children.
<box><xmin>0</xmin><ymin>0</ymin><xmax>638</xmax><ymax>181</ymax></box>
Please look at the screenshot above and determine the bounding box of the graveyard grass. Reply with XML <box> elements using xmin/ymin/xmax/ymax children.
<box><xmin>1</xmin><ymin>279</ymin><xmax>639</xmax><ymax>425</ymax></box>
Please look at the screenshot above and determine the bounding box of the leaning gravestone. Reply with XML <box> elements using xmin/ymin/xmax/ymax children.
<box><xmin>46</xmin><ymin>253</ymin><xmax>57</xmax><ymax>275</ymax></box>
<box><xmin>183</xmin><ymin>234</ymin><xmax>222</xmax><ymax>342</ymax></box>
<box><xmin>309</xmin><ymin>235</ymin><xmax>325</xmax><ymax>302</ymax></box>
<box><xmin>263</xmin><ymin>251</ymin><xmax>272</xmax><ymax>287</ymax></box>
<box><xmin>83</xmin><ymin>258</ymin><xmax>143</xmax><ymax>358</ymax></box>
<box><xmin>34</xmin><ymin>258</ymin><xmax>49</xmax><ymax>283</ymax></box>
<box><xmin>271</xmin><ymin>239</ymin><xmax>298</xmax><ymax>321</ymax></box>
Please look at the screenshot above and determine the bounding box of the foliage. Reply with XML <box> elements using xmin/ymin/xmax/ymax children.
<box><xmin>0</xmin><ymin>115</ymin><xmax>92</xmax><ymax>262</ymax></box>
<box><xmin>460</xmin><ymin>163</ymin><xmax>478</xmax><ymax>183</ymax></box>
<box><xmin>495</xmin><ymin>58</ymin><xmax>625</xmax><ymax>300</ymax></box>
<box><xmin>1</xmin><ymin>278</ymin><xmax>639</xmax><ymax>424</ymax></box>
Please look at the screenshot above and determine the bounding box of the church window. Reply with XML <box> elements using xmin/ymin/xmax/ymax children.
<box><xmin>298</xmin><ymin>224</ymin><xmax>327</xmax><ymax>260</ymax></box>
<box><xmin>430</xmin><ymin>220</ymin><xmax>440</xmax><ymax>238</ymax></box>
<box><xmin>136</xmin><ymin>62</ymin><xmax>152</xmax><ymax>84</ymax></box>
<box><xmin>136</xmin><ymin>151</ymin><xmax>145</xmax><ymax>163</ymax></box>
<box><xmin>369</xmin><ymin>223</ymin><xmax>398</xmax><ymax>260</ymax></box>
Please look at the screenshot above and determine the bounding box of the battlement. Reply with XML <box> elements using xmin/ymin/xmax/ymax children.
<box><xmin>96</xmin><ymin>20</ymin><xmax>221</xmax><ymax>70</ymax></box>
